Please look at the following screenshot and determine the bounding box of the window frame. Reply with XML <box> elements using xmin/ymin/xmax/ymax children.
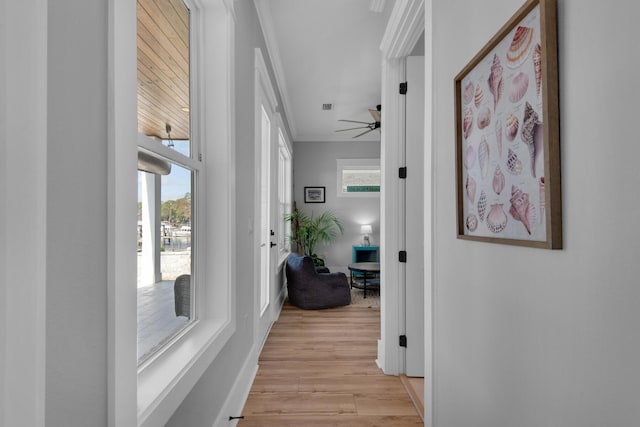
<box><xmin>109</xmin><ymin>1</ymin><xmax>237</xmax><ymax>425</ymax></box>
<box><xmin>276</xmin><ymin>123</ymin><xmax>293</xmax><ymax>264</ymax></box>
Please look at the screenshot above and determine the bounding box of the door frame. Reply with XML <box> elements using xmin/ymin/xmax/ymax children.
<box><xmin>253</xmin><ymin>48</ymin><xmax>280</xmax><ymax>353</ymax></box>
<box><xmin>379</xmin><ymin>1</ymin><xmax>433</xmax><ymax>426</ymax></box>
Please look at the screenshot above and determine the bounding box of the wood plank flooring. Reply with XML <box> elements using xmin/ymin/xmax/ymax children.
<box><xmin>239</xmin><ymin>303</ymin><xmax>423</xmax><ymax>426</ymax></box>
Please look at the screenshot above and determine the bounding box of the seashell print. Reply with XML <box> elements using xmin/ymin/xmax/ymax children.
<box><xmin>474</xmin><ymin>83</ymin><xmax>484</xmax><ymax>108</ymax></box>
<box><xmin>466</xmin><ymin>213</ymin><xmax>478</xmax><ymax>232</ymax></box>
<box><xmin>487</xmin><ymin>54</ymin><xmax>504</xmax><ymax>110</ymax></box>
<box><xmin>506</xmin><ymin>112</ymin><xmax>519</xmax><ymax>141</ymax></box>
<box><xmin>509</xmin><ymin>185</ymin><xmax>536</xmax><ymax>235</ymax></box>
<box><xmin>463</xmin><ymin>81</ymin><xmax>475</xmax><ymax>104</ymax></box>
<box><xmin>486</xmin><ymin>204</ymin><xmax>508</xmax><ymax>233</ymax></box>
<box><xmin>533</xmin><ymin>43</ymin><xmax>542</xmax><ymax>97</ymax></box>
<box><xmin>465</xmin><ymin>175</ymin><xmax>477</xmax><ymax>203</ymax></box>
<box><xmin>463</xmin><ymin>108</ymin><xmax>474</xmax><ymax>139</ymax></box>
<box><xmin>464</xmin><ymin>145</ymin><xmax>476</xmax><ymax>170</ymax></box>
<box><xmin>509</xmin><ymin>71</ymin><xmax>529</xmax><ymax>103</ymax></box>
<box><xmin>477</xmin><ymin>105</ymin><xmax>491</xmax><ymax>130</ymax></box>
<box><xmin>478</xmin><ymin>138</ymin><xmax>490</xmax><ymax>179</ymax></box>
<box><xmin>506</xmin><ymin>26</ymin><xmax>535</xmax><ymax>68</ymax></box>
<box><xmin>539</xmin><ymin>177</ymin><xmax>545</xmax><ymax>224</ymax></box>
<box><xmin>495</xmin><ymin>119</ymin><xmax>503</xmax><ymax>158</ymax></box>
<box><xmin>493</xmin><ymin>165</ymin><xmax>505</xmax><ymax>195</ymax></box>
<box><xmin>506</xmin><ymin>148</ymin><xmax>523</xmax><ymax>175</ymax></box>
<box><xmin>477</xmin><ymin>190</ymin><xmax>487</xmax><ymax>222</ymax></box>
<box><xmin>521</xmin><ymin>102</ymin><xmax>542</xmax><ymax>177</ymax></box>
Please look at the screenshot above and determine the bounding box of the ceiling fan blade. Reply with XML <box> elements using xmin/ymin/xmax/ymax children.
<box><xmin>335</xmin><ymin>126</ymin><xmax>370</xmax><ymax>132</ymax></box>
<box><xmin>368</xmin><ymin>109</ymin><xmax>381</xmax><ymax>122</ymax></box>
<box><xmin>338</xmin><ymin>119</ymin><xmax>371</xmax><ymax>125</ymax></box>
<box><xmin>352</xmin><ymin>128</ymin><xmax>375</xmax><ymax>138</ymax></box>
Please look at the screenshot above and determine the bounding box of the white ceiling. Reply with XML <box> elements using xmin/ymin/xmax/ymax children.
<box><xmin>255</xmin><ymin>0</ymin><xmax>394</xmax><ymax>142</ymax></box>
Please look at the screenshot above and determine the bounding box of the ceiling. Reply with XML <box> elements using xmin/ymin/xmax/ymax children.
<box><xmin>256</xmin><ymin>0</ymin><xmax>394</xmax><ymax>142</ymax></box>
<box><xmin>137</xmin><ymin>0</ymin><xmax>190</xmax><ymax>141</ymax></box>
<box><xmin>136</xmin><ymin>0</ymin><xmax>393</xmax><ymax>142</ymax></box>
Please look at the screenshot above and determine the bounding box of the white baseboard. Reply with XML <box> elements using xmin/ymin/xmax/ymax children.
<box><xmin>377</xmin><ymin>338</ymin><xmax>385</xmax><ymax>371</ymax></box>
<box><xmin>212</xmin><ymin>285</ymin><xmax>287</xmax><ymax>427</ymax></box>
<box><xmin>211</xmin><ymin>357</ymin><xmax>259</xmax><ymax>427</ymax></box>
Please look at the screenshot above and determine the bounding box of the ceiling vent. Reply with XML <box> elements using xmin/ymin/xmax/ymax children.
<box><xmin>322</xmin><ymin>103</ymin><xmax>333</xmax><ymax>111</ymax></box>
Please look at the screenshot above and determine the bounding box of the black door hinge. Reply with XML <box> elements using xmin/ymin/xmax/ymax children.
<box><xmin>399</xmin><ymin>82</ymin><xmax>408</xmax><ymax>95</ymax></box>
<box><xmin>399</xmin><ymin>167</ymin><xmax>407</xmax><ymax>179</ymax></box>
<box><xmin>399</xmin><ymin>335</ymin><xmax>407</xmax><ymax>347</ymax></box>
<box><xmin>399</xmin><ymin>251</ymin><xmax>407</xmax><ymax>263</ymax></box>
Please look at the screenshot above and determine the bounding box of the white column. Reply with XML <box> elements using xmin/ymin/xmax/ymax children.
<box><xmin>140</xmin><ymin>172</ymin><xmax>161</xmax><ymax>286</ymax></box>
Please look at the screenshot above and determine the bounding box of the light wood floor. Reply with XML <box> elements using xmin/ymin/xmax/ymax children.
<box><xmin>238</xmin><ymin>302</ymin><xmax>423</xmax><ymax>426</ymax></box>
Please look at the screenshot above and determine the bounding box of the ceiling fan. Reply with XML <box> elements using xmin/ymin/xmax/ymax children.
<box><xmin>335</xmin><ymin>104</ymin><xmax>381</xmax><ymax>138</ymax></box>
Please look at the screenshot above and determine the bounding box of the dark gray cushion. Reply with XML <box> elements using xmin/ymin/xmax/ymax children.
<box><xmin>174</xmin><ymin>274</ymin><xmax>191</xmax><ymax>317</ymax></box>
<box><xmin>285</xmin><ymin>253</ymin><xmax>351</xmax><ymax>310</ymax></box>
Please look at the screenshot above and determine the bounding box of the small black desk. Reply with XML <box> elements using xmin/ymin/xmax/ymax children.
<box><xmin>347</xmin><ymin>262</ymin><xmax>380</xmax><ymax>299</ymax></box>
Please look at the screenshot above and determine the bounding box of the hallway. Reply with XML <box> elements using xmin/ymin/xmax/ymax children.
<box><xmin>239</xmin><ymin>302</ymin><xmax>422</xmax><ymax>426</ymax></box>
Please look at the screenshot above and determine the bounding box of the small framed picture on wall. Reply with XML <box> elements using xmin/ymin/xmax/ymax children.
<box><xmin>304</xmin><ymin>186</ymin><xmax>325</xmax><ymax>203</ymax></box>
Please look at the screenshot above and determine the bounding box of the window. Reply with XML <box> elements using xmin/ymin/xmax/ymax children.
<box><xmin>113</xmin><ymin>0</ymin><xmax>235</xmax><ymax>424</ymax></box>
<box><xmin>277</xmin><ymin>127</ymin><xmax>292</xmax><ymax>261</ymax></box>
<box><xmin>137</xmin><ymin>156</ymin><xmax>195</xmax><ymax>362</ymax></box>
<box><xmin>337</xmin><ymin>158</ymin><xmax>381</xmax><ymax>197</ymax></box>
<box><xmin>136</xmin><ymin>0</ymin><xmax>197</xmax><ymax>365</ymax></box>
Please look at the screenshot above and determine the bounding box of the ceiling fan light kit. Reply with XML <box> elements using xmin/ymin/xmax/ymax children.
<box><xmin>335</xmin><ymin>104</ymin><xmax>381</xmax><ymax>138</ymax></box>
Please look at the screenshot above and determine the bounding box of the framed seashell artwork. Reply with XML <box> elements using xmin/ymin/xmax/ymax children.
<box><xmin>454</xmin><ymin>0</ymin><xmax>562</xmax><ymax>249</ymax></box>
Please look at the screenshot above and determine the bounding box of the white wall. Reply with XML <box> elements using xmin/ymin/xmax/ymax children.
<box><xmin>431</xmin><ymin>1</ymin><xmax>640</xmax><ymax>426</ymax></box>
<box><xmin>293</xmin><ymin>141</ymin><xmax>381</xmax><ymax>268</ymax></box>
<box><xmin>46</xmin><ymin>0</ymin><xmax>110</xmax><ymax>424</ymax></box>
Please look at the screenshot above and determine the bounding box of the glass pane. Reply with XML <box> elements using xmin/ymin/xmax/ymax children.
<box><xmin>161</xmin><ymin>139</ymin><xmax>191</xmax><ymax>157</ymax></box>
<box><xmin>137</xmin><ymin>161</ymin><xmax>193</xmax><ymax>362</ymax></box>
<box><xmin>137</xmin><ymin>0</ymin><xmax>191</xmax><ymax>156</ymax></box>
<box><xmin>342</xmin><ymin>169</ymin><xmax>381</xmax><ymax>193</ymax></box>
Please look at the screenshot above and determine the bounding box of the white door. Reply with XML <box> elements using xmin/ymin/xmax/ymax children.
<box><xmin>405</xmin><ymin>55</ymin><xmax>425</xmax><ymax>377</ymax></box>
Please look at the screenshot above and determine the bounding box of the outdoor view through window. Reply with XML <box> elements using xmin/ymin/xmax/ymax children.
<box><xmin>137</xmin><ymin>0</ymin><xmax>193</xmax><ymax>363</ymax></box>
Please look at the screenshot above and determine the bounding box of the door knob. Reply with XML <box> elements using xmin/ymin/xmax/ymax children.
<box><xmin>270</xmin><ymin>242</ymin><xmax>277</xmax><ymax>248</ymax></box>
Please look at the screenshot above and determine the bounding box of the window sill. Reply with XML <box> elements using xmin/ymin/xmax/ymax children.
<box><xmin>137</xmin><ymin>317</ymin><xmax>234</xmax><ymax>427</ymax></box>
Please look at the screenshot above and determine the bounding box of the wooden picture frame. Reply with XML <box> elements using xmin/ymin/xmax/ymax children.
<box><xmin>304</xmin><ymin>186</ymin><xmax>326</xmax><ymax>203</ymax></box>
<box><xmin>454</xmin><ymin>0</ymin><xmax>562</xmax><ymax>249</ymax></box>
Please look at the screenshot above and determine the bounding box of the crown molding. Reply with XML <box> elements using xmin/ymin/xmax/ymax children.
<box><xmin>380</xmin><ymin>0</ymin><xmax>425</xmax><ymax>59</ymax></box>
<box><xmin>253</xmin><ymin>0</ymin><xmax>298</xmax><ymax>140</ymax></box>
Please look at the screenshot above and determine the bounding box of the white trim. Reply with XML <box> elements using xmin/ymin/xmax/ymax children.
<box><xmin>380</xmin><ymin>0</ymin><xmax>425</xmax><ymax>59</ymax></box>
<box><xmin>253</xmin><ymin>0</ymin><xmax>298</xmax><ymax>139</ymax></box>
<box><xmin>423</xmin><ymin>3</ymin><xmax>434</xmax><ymax>426</ymax></box>
<box><xmin>2</xmin><ymin>1</ymin><xmax>48</xmax><ymax>425</ymax></box>
<box><xmin>211</xmin><ymin>362</ymin><xmax>259</xmax><ymax>427</ymax></box>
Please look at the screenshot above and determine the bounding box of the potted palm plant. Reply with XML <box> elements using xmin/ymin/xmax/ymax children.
<box><xmin>285</xmin><ymin>208</ymin><xmax>344</xmax><ymax>266</ymax></box>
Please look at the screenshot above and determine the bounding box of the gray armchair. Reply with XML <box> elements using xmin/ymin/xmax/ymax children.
<box><xmin>285</xmin><ymin>253</ymin><xmax>351</xmax><ymax>309</ymax></box>
<box><xmin>174</xmin><ymin>274</ymin><xmax>191</xmax><ymax>317</ymax></box>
